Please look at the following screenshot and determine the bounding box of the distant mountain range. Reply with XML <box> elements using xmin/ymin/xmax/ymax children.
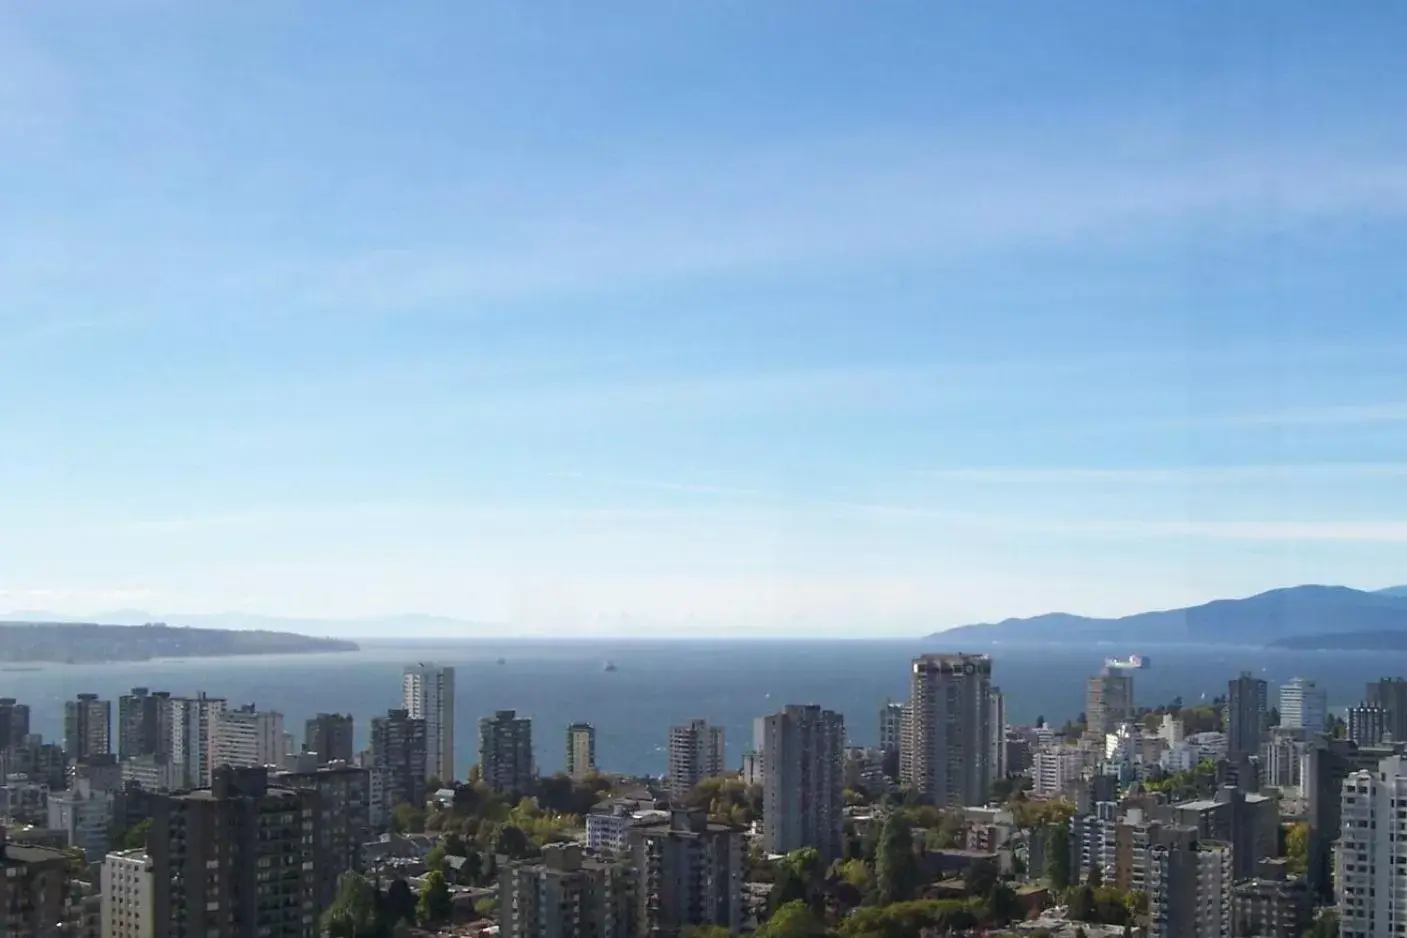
<box><xmin>0</xmin><ymin>610</ymin><xmax>491</xmax><ymax>639</ymax></box>
<box><xmin>929</xmin><ymin>585</ymin><xmax>1407</xmax><ymax>649</ymax></box>
<box><xmin>0</xmin><ymin>622</ymin><xmax>357</xmax><ymax>664</ymax></box>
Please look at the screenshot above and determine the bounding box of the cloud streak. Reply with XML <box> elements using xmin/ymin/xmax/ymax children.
<box><xmin>913</xmin><ymin>463</ymin><xmax>1407</xmax><ymax>485</ymax></box>
<box><xmin>6</xmin><ymin>123</ymin><xmax>1407</xmax><ymax>333</ymax></box>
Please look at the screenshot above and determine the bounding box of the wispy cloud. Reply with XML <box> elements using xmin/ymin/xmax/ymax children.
<box><xmin>913</xmin><ymin>463</ymin><xmax>1407</xmax><ymax>485</ymax></box>
<box><xmin>6</xmin><ymin>124</ymin><xmax>1407</xmax><ymax>333</ymax></box>
<box><xmin>273</xmin><ymin>134</ymin><xmax>1407</xmax><ymax>316</ymax></box>
<box><xmin>1205</xmin><ymin>401</ymin><xmax>1407</xmax><ymax>428</ymax></box>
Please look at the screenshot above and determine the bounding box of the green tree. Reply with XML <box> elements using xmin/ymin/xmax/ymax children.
<box><xmin>984</xmin><ymin>882</ymin><xmax>1021</xmax><ymax>926</ymax></box>
<box><xmin>121</xmin><ymin>817</ymin><xmax>151</xmax><ymax>850</ymax></box>
<box><xmin>494</xmin><ymin>823</ymin><xmax>531</xmax><ymax>859</ymax></box>
<box><xmin>772</xmin><ymin>848</ymin><xmax>824</xmax><ymax>912</ymax></box>
<box><xmin>681</xmin><ymin>927</ymin><xmax>734</xmax><ymax>938</ymax></box>
<box><xmin>382</xmin><ymin>878</ymin><xmax>417</xmax><ymax>928</ymax></box>
<box><xmin>425</xmin><ymin>845</ymin><xmax>448</xmax><ymax>875</ymax></box>
<box><xmin>757</xmin><ymin>900</ymin><xmax>828</xmax><ymax>938</ymax></box>
<box><xmin>63</xmin><ymin>846</ymin><xmax>86</xmax><ymax>880</ymax></box>
<box><xmin>321</xmin><ymin>872</ymin><xmax>382</xmax><ymax>938</ymax></box>
<box><xmin>874</xmin><ymin>815</ymin><xmax>920</xmax><ymax>905</ymax></box>
<box><xmin>416</xmin><ymin>870</ymin><xmax>454</xmax><ymax>926</ymax></box>
<box><xmin>935</xmin><ymin>811</ymin><xmax>966</xmax><ymax>849</ymax></box>
<box><xmin>392</xmin><ymin>801</ymin><xmax>426</xmax><ymax>833</ymax></box>
<box><xmin>838</xmin><ymin>899</ymin><xmax>979</xmax><ymax>938</ymax></box>
<box><xmin>1284</xmin><ymin>821</ymin><xmax>1309</xmax><ymax>877</ymax></box>
<box><xmin>966</xmin><ymin>857</ymin><xmax>999</xmax><ymax>899</ymax></box>
<box><xmin>1092</xmin><ymin>886</ymin><xmax>1130</xmax><ymax>925</ymax></box>
<box><xmin>457</xmin><ymin>850</ymin><xmax>485</xmax><ymax>886</ymax></box>
<box><xmin>1068</xmin><ymin>885</ymin><xmax>1095</xmax><ymax>922</ymax></box>
<box><xmin>1044</xmin><ymin>824</ymin><xmax>1072</xmax><ymax>890</ymax></box>
<box><xmin>836</xmin><ymin>858</ymin><xmax>873</xmax><ymax>894</ymax></box>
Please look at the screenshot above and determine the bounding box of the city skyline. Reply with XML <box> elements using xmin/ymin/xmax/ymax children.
<box><xmin>4</xmin><ymin>4</ymin><xmax>1407</xmax><ymax>636</ymax></box>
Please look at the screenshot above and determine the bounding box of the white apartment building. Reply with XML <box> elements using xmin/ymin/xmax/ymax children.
<box><xmin>1033</xmin><ymin>745</ymin><xmax>1085</xmax><ymax>796</ymax></box>
<box><xmin>667</xmin><ymin>719</ymin><xmax>726</xmax><ymax>801</ymax></box>
<box><xmin>1158</xmin><ymin>714</ymin><xmax>1185</xmax><ymax>746</ymax></box>
<box><xmin>168</xmin><ymin>694</ymin><xmax>226</xmax><ymax>787</ymax></box>
<box><xmin>1187</xmin><ymin>731</ymin><xmax>1228</xmax><ymax>762</ymax></box>
<box><xmin>1339</xmin><ymin>755</ymin><xmax>1407</xmax><ymax>938</ymax></box>
<box><xmin>1161</xmin><ymin>742</ymin><xmax>1198</xmax><ymax>773</ymax></box>
<box><xmin>120</xmin><ymin>755</ymin><xmax>183</xmax><ymax>793</ymax></box>
<box><xmin>585</xmin><ymin>804</ymin><xmax>669</xmax><ymax>854</ymax></box>
<box><xmin>403</xmin><ymin>663</ymin><xmax>456</xmax><ymax>782</ymax></box>
<box><xmin>102</xmin><ymin>848</ymin><xmax>154</xmax><ymax>938</ymax></box>
<box><xmin>212</xmin><ymin>705</ymin><xmax>284</xmax><ymax>770</ymax></box>
<box><xmin>1279</xmin><ymin>676</ymin><xmax>1327</xmax><ymax>734</ymax></box>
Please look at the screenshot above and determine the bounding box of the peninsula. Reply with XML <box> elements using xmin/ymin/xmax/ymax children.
<box><xmin>0</xmin><ymin>621</ymin><xmax>358</xmax><ymax>664</ymax></box>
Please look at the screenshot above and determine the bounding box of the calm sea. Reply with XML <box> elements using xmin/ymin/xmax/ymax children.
<box><xmin>3</xmin><ymin>639</ymin><xmax>1403</xmax><ymax>778</ymax></box>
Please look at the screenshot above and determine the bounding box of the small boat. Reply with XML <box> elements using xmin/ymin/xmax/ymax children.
<box><xmin>496</xmin><ymin>657</ymin><xmax>506</xmax><ymax>665</ymax></box>
<box><xmin>603</xmin><ymin>661</ymin><xmax>618</xmax><ymax>672</ymax></box>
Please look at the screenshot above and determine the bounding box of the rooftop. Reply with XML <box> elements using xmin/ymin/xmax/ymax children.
<box><xmin>1</xmin><ymin>842</ymin><xmax>68</xmax><ymax>866</ymax></box>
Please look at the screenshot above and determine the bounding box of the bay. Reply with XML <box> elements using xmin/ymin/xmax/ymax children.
<box><xmin>3</xmin><ymin>639</ymin><xmax>1404</xmax><ymax>778</ymax></box>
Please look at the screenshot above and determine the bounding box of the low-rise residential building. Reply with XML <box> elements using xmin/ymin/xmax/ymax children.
<box><xmin>1232</xmin><ymin>858</ymin><xmax>1312</xmax><ymax>938</ymax></box>
<box><xmin>1148</xmin><ymin>839</ymin><xmax>1232</xmax><ymax>938</ymax></box>
<box><xmin>1171</xmin><ymin>787</ymin><xmax>1279</xmax><ymax>881</ymax></box>
<box><xmin>500</xmin><ymin>842</ymin><xmax>636</xmax><ymax>938</ymax></box>
<box><xmin>0</xmin><ymin>829</ymin><xmax>72</xmax><ymax>936</ymax></box>
<box><xmin>1032</xmin><ymin>746</ymin><xmax>1085</xmax><ymax>797</ymax></box>
<box><xmin>1186</xmin><ymin>731</ymin><xmax>1228</xmax><ymax>762</ymax></box>
<box><xmin>1069</xmin><ymin>802</ymin><xmax>1118</xmax><ymax>883</ymax></box>
<box><xmin>0</xmin><ymin>776</ymin><xmax>50</xmax><ymax>825</ymax></box>
<box><xmin>585</xmin><ymin>800</ymin><xmax>666</xmax><ymax>855</ymax></box>
<box><xmin>631</xmin><ymin>808</ymin><xmax>745</xmax><ymax>936</ymax></box>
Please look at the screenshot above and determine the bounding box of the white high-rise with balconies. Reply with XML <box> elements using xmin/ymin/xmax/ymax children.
<box><xmin>667</xmin><ymin>719</ymin><xmax>725</xmax><ymax>801</ymax></box>
<box><xmin>403</xmin><ymin>663</ymin><xmax>456</xmax><ymax>782</ymax></box>
<box><xmin>1338</xmin><ymin>754</ymin><xmax>1407</xmax><ymax>938</ymax></box>
<box><xmin>1278</xmin><ymin>676</ymin><xmax>1327</xmax><ymax>734</ymax></box>
<box><xmin>211</xmin><ymin>704</ymin><xmax>284</xmax><ymax>769</ymax></box>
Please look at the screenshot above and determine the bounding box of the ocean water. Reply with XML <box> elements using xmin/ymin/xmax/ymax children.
<box><xmin>4</xmin><ymin>639</ymin><xmax>1405</xmax><ymax>778</ymax></box>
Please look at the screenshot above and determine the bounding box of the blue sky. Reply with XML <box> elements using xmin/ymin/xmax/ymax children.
<box><xmin>3</xmin><ymin>2</ymin><xmax>1407</xmax><ymax>636</ymax></box>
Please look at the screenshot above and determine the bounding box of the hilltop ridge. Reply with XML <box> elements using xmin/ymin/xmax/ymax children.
<box><xmin>0</xmin><ymin>621</ymin><xmax>358</xmax><ymax>664</ymax></box>
<box><xmin>928</xmin><ymin>584</ymin><xmax>1407</xmax><ymax>648</ymax></box>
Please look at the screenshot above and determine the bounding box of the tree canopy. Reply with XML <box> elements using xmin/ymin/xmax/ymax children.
<box><xmin>321</xmin><ymin>872</ymin><xmax>383</xmax><ymax>938</ymax></box>
<box><xmin>416</xmin><ymin>870</ymin><xmax>454</xmax><ymax>926</ymax></box>
<box><xmin>874</xmin><ymin>815</ymin><xmax>920</xmax><ymax>906</ymax></box>
<box><xmin>757</xmin><ymin>901</ymin><xmax>829</xmax><ymax>938</ymax></box>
